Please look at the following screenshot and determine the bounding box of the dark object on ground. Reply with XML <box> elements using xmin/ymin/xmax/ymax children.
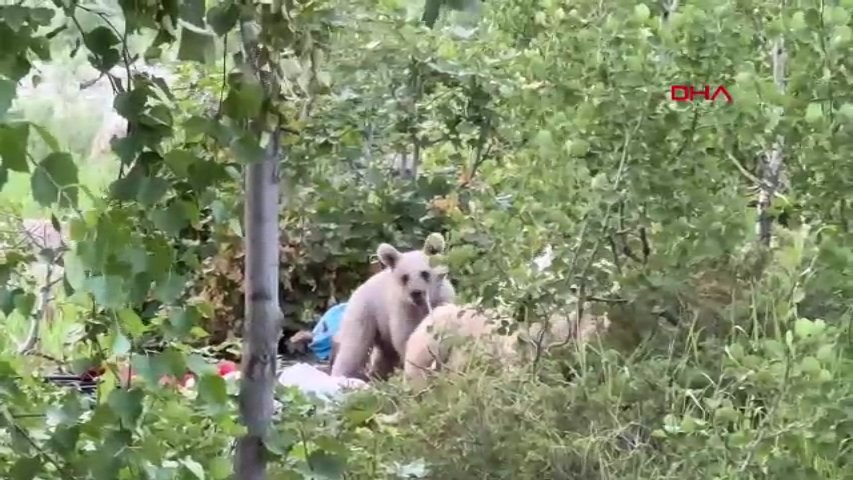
<box><xmin>43</xmin><ymin>374</ymin><xmax>98</xmax><ymax>397</ymax></box>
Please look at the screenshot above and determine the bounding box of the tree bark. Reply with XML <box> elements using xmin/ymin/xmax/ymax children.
<box><xmin>234</xmin><ymin>134</ymin><xmax>283</xmax><ymax>480</ymax></box>
<box><xmin>757</xmin><ymin>37</ymin><xmax>786</xmax><ymax>246</ymax></box>
<box><xmin>234</xmin><ymin>17</ymin><xmax>284</xmax><ymax>479</ymax></box>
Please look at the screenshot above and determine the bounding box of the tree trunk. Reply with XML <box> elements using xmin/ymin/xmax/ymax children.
<box><xmin>757</xmin><ymin>37</ymin><xmax>786</xmax><ymax>245</ymax></box>
<box><xmin>232</xmin><ymin>13</ymin><xmax>286</xmax><ymax>478</ymax></box>
<box><xmin>234</xmin><ymin>133</ymin><xmax>283</xmax><ymax>479</ymax></box>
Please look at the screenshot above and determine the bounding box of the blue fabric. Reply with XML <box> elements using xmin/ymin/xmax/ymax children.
<box><xmin>309</xmin><ymin>303</ymin><xmax>347</xmax><ymax>361</ymax></box>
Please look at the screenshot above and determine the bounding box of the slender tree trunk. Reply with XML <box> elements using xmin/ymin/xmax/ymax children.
<box><xmin>235</xmin><ymin>133</ymin><xmax>283</xmax><ymax>479</ymax></box>
<box><xmin>234</xmin><ymin>17</ymin><xmax>284</xmax><ymax>477</ymax></box>
<box><xmin>757</xmin><ymin>37</ymin><xmax>786</xmax><ymax>245</ymax></box>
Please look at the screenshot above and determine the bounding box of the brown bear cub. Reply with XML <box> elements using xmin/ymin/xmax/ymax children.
<box><xmin>402</xmin><ymin>304</ymin><xmax>521</xmax><ymax>390</ymax></box>
<box><xmin>403</xmin><ymin>304</ymin><xmax>612</xmax><ymax>389</ymax></box>
<box><xmin>330</xmin><ymin>233</ymin><xmax>455</xmax><ymax>380</ymax></box>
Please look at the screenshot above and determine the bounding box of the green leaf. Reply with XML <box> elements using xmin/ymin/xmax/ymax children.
<box><xmin>29</xmin><ymin>123</ymin><xmax>60</xmax><ymax>152</ymax></box>
<box><xmin>130</xmin><ymin>355</ymin><xmax>166</xmax><ymax>386</ymax></box>
<box><xmin>13</xmin><ymin>291</ymin><xmax>35</xmax><ymax>317</ymax></box>
<box><xmin>533</xmin><ymin>129</ymin><xmax>555</xmax><ymax>155</ymax></box>
<box><xmin>565</xmin><ymin>138</ymin><xmax>590</xmax><ymax>157</ymax></box>
<box><xmin>111</xmin><ymin>327</ymin><xmax>131</xmax><ymax>356</ymax></box>
<box><xmin>168</xmin><ymin>306</ymin><xmax>199</xmax><ymax>335</ymax></box>
<box><xmin>422</xmin><ymin>0</ymin><xmax>443</xmax><ymax>27</ymax></box>
<box><xmin>46</xmin><ymin>395</ymin><xmax>84</xmax><ymax>427</ymax></box>
<box><xmin>206</xmin><ymin>1</ymin><xmax>240</xmax><ymax>36</ymax></box>
<box><xmin>804</xmin><ymin>8</ymin><xmax>820</xmax><ymax>27</ymax></box>
<box><xmin>197</xmin><ymin>373</ymin><xmax>228</xmax><ymax>406</ymax></box>
<box><xmin>634</xmin><ymin>4</ymin><xmax>650</xmax><ymax>20</ymax></box>
<box><xmin>230</xmin><ymin>134</ymin><xmax>266</xmax><ymax>164</ymax></box>
<box><xmin>153</xmin><ymin>272</ymin><xmax>188</xmax><ymax>304</ymax></box>
<box><xmin>150</xmin><ymin>201</ymin><xmax>189</xmax><ymax>235</ymax></box>
<box><xmin>48</xmin><ymin>423</ymin><xmax>80</xmax><ymax>454</ymax></box>
<box><xmin>223</xmin><ymin>80</ymin><xmax>264</xmax><ymax>120</ymax></box>
<box><xmin>9</xmin><ymin>456</ymin><xmax>42</xmax><ymax>480</ymax></box>
<box><xmin>307</xmin><ymin>451</ymin><xmax>347</xmax><ymax>478</ymax></box>
<box><xmin>0</xmin><ymin>166</ymin><xmax>7</xmax><ymax>190</ymax></box>
<box><xmin>31</xmin><ymin>152</ymin><xmax>79</xmax><ymax>208</ymax></box>
<box><xmin>824</xmin><ymin>5</ymin><xmax>851</xmax><ymax>25</ymax></box>
<box><xmin>800</xmin><ymin>356</ymin><xmax>821</xmax><ymax>374</ymax></box>
<box><xmin>82</xmin><ymin>26</ymin><xmax>121</xmax><ymax>72</ymax></box>
<box><xmin>209</xmin><ymin>457</ymin><xmax>232</xmax><ymax>480</ymax></box>
<box><xmin>136</xmin><ymin>176</ymin><xmax>170</xmax><ymax>206</ymax></box>
<box><xmin>114</xmin><ymin>88</ymin><xmax>149</xmax><ymax>123</ymax></box>
<box><xmin>86</xmin><ymin>275</ymin><xmax>126</xmax><ymax>309</ymax></box>
<box><xmin>164</xmin><ymin>149</ymin><xmax>198</xmax><ymax>177</ymax></box>
<box><xmin>0</xmin><ymin>77</ymin><xmax>16</xmax><ymax>119</ymax></box>
<box><xmin>839</xmin><ymin>103</ymin><xmax>853</xmax><ymax>121</ymax></box>
<box><xmin>186</xmin><ymin>354</ymin><xmax>217</xmax><ymax>376</ymax></box>
<box><xmin>0</xmin><ymin>122</ymin><xmax>30</xmax><ymax>172</ymax></box>
<box><xmin>30</xmin><ymin>7</ymin><xmax>55</xmax><ymax>26</ymax></box>
<box><xmin>177</xmin><ymin>29</ymin><xmax>216</xmax><ymax>64</ymax></box>
<box><xmin>790</xmin><ymin>11</ymin><xmax>807</xmax><ymax>30</ymax></box>
<box><xmin>806</xmin><ymin>103</ymin><xmax>823</xmax><ymax>123</ymax></box>
<box><xmin>832</xmin><ymin>25</ymin><xmax>853</xmax><ymax>46</ymax></box>
<box><xmin>107</xmin><ymin>388</ymin><xmax>144</xmax><ymax>427</ymax></box>
<box><xmin>794</xmin><ymin>318</ymin><xmax>824</xmax><ymax>339</ymax></box>
<box><xmin>120</xmin><ymin>245</ymin><xmax>149</xmax><ymax>275</ymax></box>
<box><xmin>183</xmin><ymin>458</ymin><xmax>206</xmax><ymax>480</ymax></box>
<box><xmin>117</xmin><ymin>308</ymin><xmax>147</xmax><ymax>337</ymax></box>
<box><xmin>816</xmin><ymin>344</ymin><xmax>835</xmax><ymax>363</ymax></box>
<box><xmin>109</xmin><ymin>165</ymin><xmax>145</xmax><ymax>201</ymax></box>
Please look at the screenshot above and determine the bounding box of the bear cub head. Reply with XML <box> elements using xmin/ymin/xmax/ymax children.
<box><xmin>376</xmin><ymin>233</ymin><xmax>448</xmax><ymax>308</ymax></box>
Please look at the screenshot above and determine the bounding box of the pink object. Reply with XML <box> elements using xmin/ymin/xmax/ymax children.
<box><xmin>217</xmin><ymin>360</ymin><xmax>239</xmax><ymax>376</ymax></box>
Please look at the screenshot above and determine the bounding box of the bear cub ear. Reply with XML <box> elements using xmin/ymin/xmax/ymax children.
<box><xmin>422</xmin><ymin>232</ymin><xmax>446</xmax><ymax>256</ymax></box>
<box><xmin>377</xmin><ymin>243</ymin><xmax>401</xmax><ymax>268</ymax></box>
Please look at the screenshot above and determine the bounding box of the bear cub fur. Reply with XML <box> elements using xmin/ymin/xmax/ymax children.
<box><xmin>402</xmin><ymin>304</ymin><xmax>522</xmax><ymax>389</ymax></box>
<box><xmin>330</xmin><ymin>233</ymin><xmax>455</xmax><ymax>380</ymax></box>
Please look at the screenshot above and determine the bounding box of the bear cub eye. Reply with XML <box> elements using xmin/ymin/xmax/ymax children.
<box><xmin>420</xmin><ymin>270</ymin><xmax>430</xmax><ymax>281</ymax></box>
<box><xmin>401</xmin><ymin>274</ymin><xmax>409</xmax><ymax>285</ymax></box>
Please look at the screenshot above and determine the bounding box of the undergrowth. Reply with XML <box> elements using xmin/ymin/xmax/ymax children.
<box><xmin>333</xmin><ymin>227</ymin><xmax>853</xmax><ymax>480</ymax></box>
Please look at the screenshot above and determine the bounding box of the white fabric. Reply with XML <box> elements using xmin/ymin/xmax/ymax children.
<box><xmin>277</xmin><ymin>363</ymin><xmax>367</xmax><ymax>400</ymax></box>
